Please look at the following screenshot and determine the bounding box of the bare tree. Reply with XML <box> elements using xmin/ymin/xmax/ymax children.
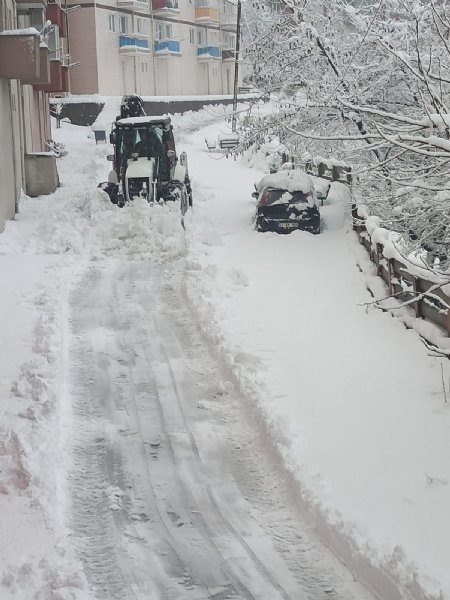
<box><xmin>242</xmin><ymin>0</ymin><xmax>450</xmax><ymax>268</ymax></box>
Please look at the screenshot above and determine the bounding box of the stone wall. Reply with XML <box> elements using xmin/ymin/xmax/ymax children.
<box><xmin>49</xmin><ymin>95</ymin><xmax>256</xmax><ymax>127</ymax></box>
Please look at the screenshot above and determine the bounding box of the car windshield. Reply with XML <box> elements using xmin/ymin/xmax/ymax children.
<box><xmin>118</xmin><ymin>126</ymin><xmax>164</xmax><ymax>162</ymax></box>
<box><xmin>264</xmin><ymin>189</ymin><xmax>309</xmax><ymax>204</ymax></box>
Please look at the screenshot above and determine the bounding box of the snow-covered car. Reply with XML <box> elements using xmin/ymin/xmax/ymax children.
<box><xmin>253</xmin><ymin>170</ymin><xmax>320</xmax><ymax>234</ymax></box>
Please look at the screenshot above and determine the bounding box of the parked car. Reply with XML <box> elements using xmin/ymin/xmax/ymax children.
<box><xmin>253</xmin><ymin>170</ymin><xmax>320</xmax><ymax>234</ymax></box>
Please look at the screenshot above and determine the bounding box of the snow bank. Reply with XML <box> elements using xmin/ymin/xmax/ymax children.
<box><xmin>182</xmin><ymin>119</ymin><xmax>450</xmax><ymax>600</ymax></box>
<box><xmin>91</xmin><ymin>192</ymin><xmax>185</xmax><ymax>261</ymax></box>
<box><xmin>0</xmin><ymin>116</ymin><xmax>185</xmax><ymax>598</ymax></box>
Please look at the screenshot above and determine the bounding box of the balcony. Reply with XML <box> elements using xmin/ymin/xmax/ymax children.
<box><xmin>195</xmin><ymin>7</ymin><xmax>219</xmax><ymax>23</ymax></box>
<box><xmin>197</xmin><ymin>46</ymin><xmax>221</xmax><ymax>60</ymax></box>
<box><xmin>154</xmin><ymin>39</ymin><xmax>181</xmax><ymax>56</ymax></box>
<box><xmin>117</xmin><ymin>0</ymin><xmax>149</xmax><ymax>10</ymax></box>
<box><xmin>117</xmin><ymin>0</ymin><xmax>149</xmax><ymax>12</ymax></box>
<box><xmin>34</xmin><ymin>59</ymin><xmax>69</xmax><ymax>93</ymax></box>
<box><xmin>30</xmin><ymin>46</ymin><xmax>51</xmax><ymax>85</ymax></box>
<box><xmin>47</xmin><ymin>2</ymin><xmax>66</xmax><ymax>37</ymax></box>
<box><xmin>222</xmin><ymin>48</ymin><xmax>235</xmax><ymax>62</ymax></box>
<box><xmin>152</xmin><ymin>0</ymin><xmax>179</xmax><ymax>15</ymax></box>
<box><xmin>15</xmin><ymin>0</ymin><xmax>47</xmax><ymax>10</ymax></box>
<box><xmin>119</xmin><ymin>35</ymin><xmax>150</xmax><ymax>53</ymax></box>
<box><xmin>0</xmin><ymin>31</ymin><xmax>41</xmax><ymax>83</ymax></box>
<box><xmin>220</xmin><ymin>13</ymin><xmax>237</xmax><ymax>31</ymax></box>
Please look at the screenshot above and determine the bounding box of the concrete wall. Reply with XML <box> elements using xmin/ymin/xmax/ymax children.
<box><xmin>24</xmin><ymin>153</ymin><xmax>59</xmax><ymax>197</ymax></box>
<box><xmin>68</xmin><ymin>2</ymin><xmax>99</xmax><ymax>94</ymax></box>
<box><xmin>49</xmin><ymin>94</ymin><xmax>256</xmax><ymax>126</ymax></box>
<box><xmin>0</xmin><ymin>0</ymin><xmax>25</xmax><ymax>230</ymax></box>
<box><xmin>0</xmin><ymin>78</ymin><xmax>18</xmax><ymax>229</ymax></box>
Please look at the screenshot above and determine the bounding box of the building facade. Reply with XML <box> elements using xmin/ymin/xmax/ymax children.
<box><xmin>0</xmin><ymin>0</ymin><xmax>70</xmax><ymax>229</ymax></box>
<box><xmin>68</xmin><ymin>0</ymin><xmax>240</xmax><ymax>96</ymax></box>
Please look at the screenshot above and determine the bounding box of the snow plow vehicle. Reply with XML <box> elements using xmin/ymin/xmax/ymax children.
<box><xmin>99</xmin><ymin>115</ymin><xmax>192</xmax><ymax>214</ymax></box>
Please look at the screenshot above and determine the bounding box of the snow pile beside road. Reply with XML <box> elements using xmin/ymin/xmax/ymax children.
<box><xmin>0</xmin><ymin>192</ymin><xmax>90</xmax><ymax>256</ymax></box>
<box><xmin>0</xmin><ymin>253</ymin><xmax>91</xmax><ymax>600</ymax></box>
<box><xmin>0</xmin><ymin>122</ymin><xmax>99</xmax><ymax>600</ymax></box>
<box><xmin>182</xmin><ymin>120</ymin><xmax>450</xmax><ymax>600</ymax></box>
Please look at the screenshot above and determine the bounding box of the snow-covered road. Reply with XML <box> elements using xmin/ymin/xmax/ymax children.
<box><xmin>1</xmin><ymin>102</ymin><xmax>449</xmax><ymax>600</ymax></box>
<box><xmin>63</xmin><ymin>255</ymin><xmax>372</xmax><ymax>599</ymax></box>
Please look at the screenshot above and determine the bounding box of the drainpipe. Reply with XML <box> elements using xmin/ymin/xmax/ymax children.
<box><xmin>231</xmin><ymin>0</ymin><xmax>241</xmax><ymax>133</ymax></box>
<box><xmin>149</xmin><ymin>2</ymin><xmax>157</xmax><ymax>94</ymax></box>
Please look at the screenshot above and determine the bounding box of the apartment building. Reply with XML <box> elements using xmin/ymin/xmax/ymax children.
<box><xmin>0</xmin><ymin>0</ymin><xmax>69</xmax><ymax>229</ymax></box>
<box><xmin>0</xmin><ymin>0</ymin><xmax>23</xmax><ymax>227</ymax></box>
<box><xmin>68</xmin><ymin>0</ymin><xmax>240</xmax><ymax>96</ymax></box>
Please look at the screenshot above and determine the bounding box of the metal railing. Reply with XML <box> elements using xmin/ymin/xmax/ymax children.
<box><xmin>197</xmin><ymin>45</ymin><xmax>220</xmax><ymax>58</ymax></box>
<box><xmin>154</xmin><ymin>39</ymin><xmax>180</xmax><ymax>53</ymax></box>
<box><xmin>119</xmin><ymin>36</ymin><xmax>149</xmax><ymax>49</ymax></box>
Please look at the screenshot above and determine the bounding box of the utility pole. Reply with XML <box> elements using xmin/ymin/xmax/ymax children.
<box><xmin>231</xmin><ymin>0</ymin><xmax>242</xmax><ymax>133</ymax></box>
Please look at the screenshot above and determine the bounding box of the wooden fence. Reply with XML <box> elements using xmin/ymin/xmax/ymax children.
<box><xmin>352</xmin><ymin>205</ymin><xmax>450</xmax><ymax>336</ymax></box>
<box><xmin>305</xmin><ymin>161</ymin><xmax>352</xmax><ymax>185</ymax></box>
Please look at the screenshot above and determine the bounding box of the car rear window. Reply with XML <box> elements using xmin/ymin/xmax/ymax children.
<box><xmin>266</xmin><ymin>190</ymin><xmax>309</xmax><ymax>204</ymax></box>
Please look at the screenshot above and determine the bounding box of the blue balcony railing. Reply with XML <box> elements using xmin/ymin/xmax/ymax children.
<box><xmin>197</xmin><ymin>46</ymin><xmax>220</xmax><ymax>58</ymax></box>
<box><xmin>154</xmin><ymin>39</ymin><xmax>180</xmax><ymax>53</ymax></box>
<box><xmin>119</xmin><ymin>36</ymin><xmax>149</xmax><ymax>49</ymax></box>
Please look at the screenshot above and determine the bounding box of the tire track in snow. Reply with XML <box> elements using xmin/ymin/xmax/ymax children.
<box><xmin>68</xmin><ymin>269</ymin><xmax>130</xmax><ymax>600</ymax></box>
<box><xmin>65</xmin><ymin>256</ymin><xmax>377</xmax><ymax>600</ymax></box>
<box><xmin>147</xmin><ymin>322</ymin><xmax>294</xmax><ymax>600</ymax></box>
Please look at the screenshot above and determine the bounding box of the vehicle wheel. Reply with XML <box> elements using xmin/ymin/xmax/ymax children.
<box><xmin>185</xmin><ymin>177</ymin><xmax>193</xmax><ymax>207</ymax></box>
<box><xmin>98</xmin><ymin>182</ymin><xmax>121</xmax><ymax>205</ymax></box>
<box><xmin>179</xmin><ymin>186</ymin><xmax>189</xmax><ymax>216</ymax></box>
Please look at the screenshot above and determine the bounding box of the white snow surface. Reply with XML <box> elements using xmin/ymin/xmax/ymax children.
<box><xmin>0</xmin><ymin>27</ymin><xmax>40</xmax><ymax>36</ymax></box>
<box><xmin>256</xmin><ymin>170</ymin><xmax>314</xmax><ymax>195</ymax></box>
<box><xmin>180</xmin><ymin>123</ymin><xmax>450</xmax><ymax>599</ymax></box>
<box><xmin>0</xmin><ymin>101</ymin><xmax>449</xmax><ymax>600</ymax></box>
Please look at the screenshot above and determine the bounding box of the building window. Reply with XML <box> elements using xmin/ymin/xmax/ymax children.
<box><xmin>189</xmin><ymin>28</ymin><xmax>194</xmax><ymax>44</ymax></box>
<box><xmin>224</xmin><ymin>34</ymin><xmax>234</xmax><ymax>48</ymax></box>
<box><xmin>108</xmin><ymin>14</ymin><xmax>116</xmax><ymax>32</ymax></box>
<box><xmin>197</xmin><ymin>29</ymin><xmax>203</xmax><ymax>45</ymax></box>
<box><xmin>48</xmin><ymin>25</ymin><xmax>61</xmax><ymax>59</ymax></box>
<box><xmin>156</xmin><ymin>21</ymin><xmax>163</xmax><ymax>40</ymax></box>
<box><xmin>165</xmin><ymin>23</ymin><xmax>172</xmax><ymax>38</ymax></box>
<box><xmin>119</xmin><ymin>16</ymin><xmax>128</xmax><ymax>34</ymax></box>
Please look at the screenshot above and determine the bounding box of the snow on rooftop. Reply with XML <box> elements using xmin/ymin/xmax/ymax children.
<box><xmin>0</xmin><ymin>27</ymin><xmax>40</xmax><ymax>36</ymax></box>
<box><xmin>117</xmin><ymin>116</ymin><xmax>171</xmax><ymax>125</ymax></box>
